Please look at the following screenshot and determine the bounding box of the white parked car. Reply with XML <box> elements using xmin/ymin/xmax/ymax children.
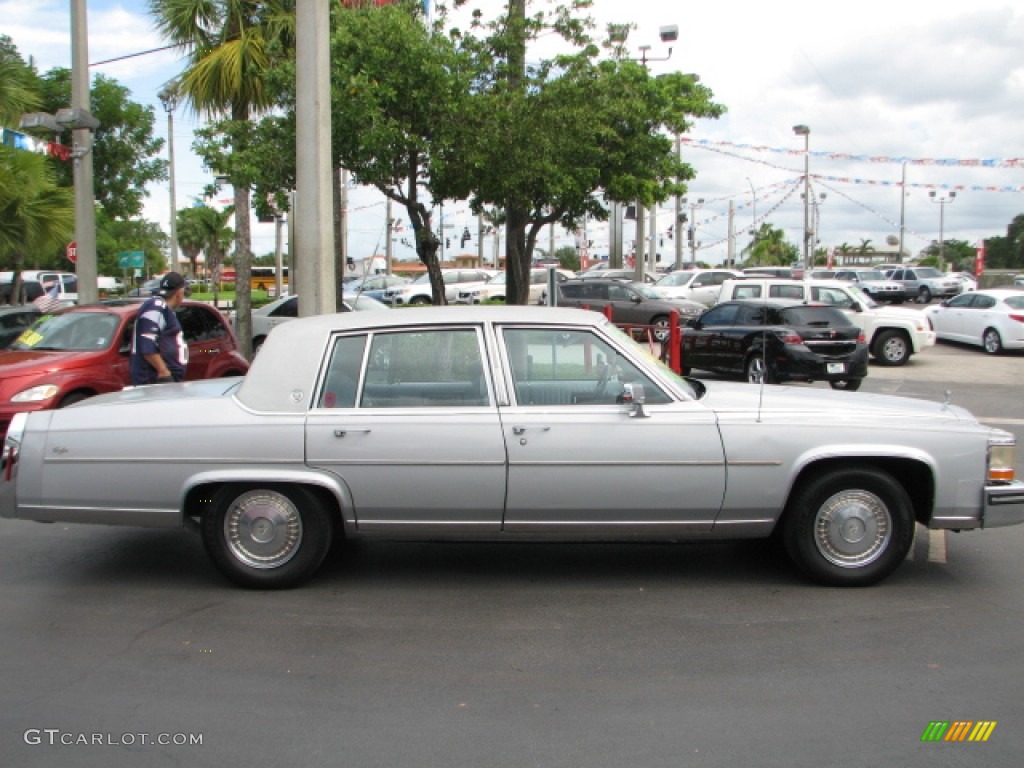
<box><xmin>946</xmin><ymin>272</ymin><xmax>978</xmax><ymax>293</ymax></box>
<box><xmin>654</xmin><ymin>268</ymin><xmax>743</xmax><ymax>306</ymax></box>
<box><xmin>924</xmin><ymin>289</ymin><xmax>1024</xmax><ymax>354</ymax></box>
<box><xmin>456</xmin><ymin>268</ymin><xmax>574</xmax><ymax>304</ymax></box>
<box><xmin>382</xmin><ymin>269</ymin><xmax>497</xmax><ymax>305</ymax></box>
<box><xmin>247</xmin><ymin>294</ymin><xmax>387</xmax><ymax>353</ymax></box>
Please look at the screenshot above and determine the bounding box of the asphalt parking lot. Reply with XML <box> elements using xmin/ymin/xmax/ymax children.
<box><xmin>0</xmin><ymin>336</ymin><xmax>1022</xmax><ymax>768</ymax></box>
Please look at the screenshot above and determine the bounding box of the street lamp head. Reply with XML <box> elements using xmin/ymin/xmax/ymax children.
<box><xmin>793</xmin><ymin>124</ymin><xmax>810</xmax><ymax>136</ymax></box>
<box><xmin>659</xmin><ymin>25</ymin><xmax>679</xmax><ymax>43</ymax></box>
<box><xmin>949</xmin><ymin>191</ymin><xmax>957</xmax><ymax>199</ymax></box>
<box><xmin>19</xmin><ymin>112</ymin><xmax>62</xmax><ymax>133</ymax></box>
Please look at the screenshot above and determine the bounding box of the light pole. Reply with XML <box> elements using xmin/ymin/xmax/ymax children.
<box><xmin>610</xmin><ymin>23</ymin><xmax>679</xmax><ymax>282</ymax></box>
<box><xmin>158</xmin><ymin>88</ymin><xmax>179</xmax><ymax>273</ymax></box>
<box><xmin>793</xmin><ymin>124</ymin><xmax>811</xmax><ymax>272</ymax></box>
<box><xmin>929</xmin><ymin>190</ymin><xmax>956</xmax><ymax>266</ymax></box>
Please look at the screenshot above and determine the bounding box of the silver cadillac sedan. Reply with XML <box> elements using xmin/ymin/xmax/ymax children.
<box><xmin>2</xmin><ymin>306</ymin><xmax>1022</xmax><ymax>589</ymax></box>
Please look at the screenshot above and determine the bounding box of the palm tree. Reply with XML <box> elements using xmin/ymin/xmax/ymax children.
<box><xmin>148</xmin><ymin>0</ymin><xmax>295</xmax><ymax>359</ymax></box>
<box><xmin>0</xmin><ymin>146</ymin><xmax>74</xmax><ymax>301</ymax></box>
<box><xmin>0</xmin><ymin>55</ymin><xmax>41</xmax><ymax>128</ymax></box>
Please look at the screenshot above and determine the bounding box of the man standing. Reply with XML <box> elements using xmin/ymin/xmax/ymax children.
<box><xmin>130</xmin><ymin>272</ymin><xmax>188</xmax><ymax>385</ymax></box>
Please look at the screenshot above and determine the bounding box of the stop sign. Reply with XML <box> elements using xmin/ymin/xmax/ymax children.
<box><xmin>66</xmin><ymin>241</ymin><xmax>78</xmax><ymax>264</ymax></box>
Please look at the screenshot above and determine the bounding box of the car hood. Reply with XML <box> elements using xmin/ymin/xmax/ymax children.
<box><xmin>0</xmin><ymin>349</ymin><xmax>106</xmax><ymax>378</ymax></box>
<box><xmin>698</xmin><ymin>379</ymin><xmax>975</xmax><ymax>423</ymax></box>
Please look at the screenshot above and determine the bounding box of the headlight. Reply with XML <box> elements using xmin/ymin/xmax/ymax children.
<box><xmin>988</xmin><ymin>430</ymin><xmax>1017</xmax><ymax>484</ymax></box>
<box><xmin>11</xmin><ymin>384</ymin><xmax>60</xmax><ymax>403</ymax></box>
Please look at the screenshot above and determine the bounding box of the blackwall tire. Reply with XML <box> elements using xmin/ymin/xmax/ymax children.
<box><xmin>201</xmin><ymin>485</ymin><xmax>334</xmax><ymax>589</ymax></box>
<box><xmin>782</xmin><ymin>466</ymin><xmax>914</xmax><ymax>587</ymax></box>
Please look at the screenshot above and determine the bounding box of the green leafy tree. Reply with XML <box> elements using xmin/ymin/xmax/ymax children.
<box><xmin>0</xmin><ymin>36</ymin><xmax>42</xmax><ymax>127</ymax></box>
<box><xmin>94</xmin><ymin>209</ymin><xmax>168</xmax><ymax>279</ymax></box>
<box><xmin>329</xmin><ymin>2</ymin><xmax>472</xmax><ymax>304</ymax></box>
<box><xmin>0</xmin><ymin>145</ymin><xmax>74</xmax><ymax>298</ymax></box>
<box><xmin>150</xmin><ymin>0</ymin><xmax>296</xmax><ymax>358</ymax></box>
<box><xmin>174</xmin><ymin>204</ymin><xmax>233</xmax><ymax>302</ymax></box>
<box><xmin>37</xmin><ymin>69</ymin><xmax>167</xmax><ymax>220</ymax></box>
<box><xmin>744</xmin><ymin>222</ymin><xmax>797</xmax><ymax>267</ymax></box>
<box><xmin>451</xmin><ymin>1</ymin><xmax>725</xmax><ymax>303</ymax></box>
<box><xmin>983</xmin><ymin>214</ymin><xmax>1024</xmax><ymax>270</ymax></box>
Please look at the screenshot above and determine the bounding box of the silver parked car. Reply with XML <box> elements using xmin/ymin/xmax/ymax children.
<box><xmin>2</xmin><ymin>306</ymin><xmax>1022</xmax><ymax>590</ymax></box>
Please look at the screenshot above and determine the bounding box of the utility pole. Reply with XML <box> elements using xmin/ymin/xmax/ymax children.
<box><xmin>294</xmin><ymin>0</ymin><xmax>336</xmax><ymax>316</ymax></box>
<box><xmin>70</xmin><ymin>0</ymin><xmax>98</xmax><ymax>304</ymax></box>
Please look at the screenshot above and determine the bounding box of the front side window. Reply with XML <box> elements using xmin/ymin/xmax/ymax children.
<box><xmin>698</xmin><ymin>304</ymin><xmax>741</xmax><ymax>327</ymax></box>
<box><xmin>503</xmin><ymin>327</ymin><xmax>670</xmax><ymax>406</ymax></box>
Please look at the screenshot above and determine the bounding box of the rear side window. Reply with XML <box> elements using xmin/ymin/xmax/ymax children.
<box><xmin>732</xmin><ymin>285</ymin><xmax>762</xmax><ymax>300</ymax></box>
<box><xmin>769</xmin><ymin>285</ymin><xmax>805</xmax><ymax>300</ymax></box>
<box><xmin>779</xmin><ymin>306</ymin><xmax>852</xmax><ymax>327</ymax></box>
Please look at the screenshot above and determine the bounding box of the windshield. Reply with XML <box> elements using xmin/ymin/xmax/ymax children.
<box><xmin>632</xmin><ymin>284</ymin><xmax>664</xmax><ymax>299</ymax></box>
<box><xmin>656</xmin><ymin>272</ymin><xmax>693</xmax><ymax>287</ymax></box>
<box><xmin>410</xmin><ymin>274</ymin><xmax>431</xmax><ymax>285</ymax></box>
<box><xmin>603</xmin><ymin>322</ymin><xmax>701</xmax><ymax>400</ymax></box>
<box><xmin>846</xmin><ymin>284</ymin><xmax>879</xmax><ymax>308</ymax></box>
<box><xmin>857</xmin><ymin>270</ymin><xmax>887</xmax><ymax>280</ymax></box>
<box><xmin>13</xmin><ymin>312</ymin><xmax>120</xmax><ymax>352</ymax></box>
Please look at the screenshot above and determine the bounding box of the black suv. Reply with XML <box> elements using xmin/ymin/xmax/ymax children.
<box><xmin>680</xmin><ymin>300</ymin><xmax>868</xmax><ymax>390</ymax></box>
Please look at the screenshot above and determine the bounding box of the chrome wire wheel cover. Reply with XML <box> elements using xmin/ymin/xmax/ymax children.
<box><xmin>224</xmin><ymin>490</ymin><xmax>303</xmax><ymax>569</ymax></box>
<box><xmin>813</xmin><ymin>489</ymin><xmax>891</xmax><ymax>568</ymax></box>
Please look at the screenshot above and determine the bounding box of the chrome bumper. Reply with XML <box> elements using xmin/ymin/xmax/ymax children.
<box><xmin>983</xmin><ymin>482</ymin><xmax>1024</xmax><ymax>527</ymax></box>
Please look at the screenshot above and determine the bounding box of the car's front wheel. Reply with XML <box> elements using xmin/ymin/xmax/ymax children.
<box><xmin>871</xmin><ymin>329</ymin><xmax>910</xmax><ymax>366</ymax></box>
<box><xmin>983</xmin><ymin>327</ymin><xmax>1004</xmax><ymax>355</ymax></box>
<box><xmin>782</xmin><ymin>466</ymin><xmax>914</xmax><ymax>586</ymax></box>
<box><xmin>201</xmin><ymin>485</ymin><xmax>334</xmax><ymax>589</ymax></box>
<box><xmin>917</xmin><ymin>286</ymin><xmax>932</xmax><ymax>303</ymax></box>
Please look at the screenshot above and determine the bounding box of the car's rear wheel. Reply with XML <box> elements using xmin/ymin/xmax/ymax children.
<box><xmin>744</xmin><ymin>353</ymin><xmax>776</xmax><ymax>385</ymax></box>
<box><xmin>782</xmin><ymin>466</ymin><xmax>914</xmax><ymax>586</ymax></box>
<box><xmin>201</xmin><ymin>485</ymin><xmax>334</xmax><ymax>589</ymax></box>
<box><xmin>871</xmin><ymin>329</ymin><xmax>910</xmax><ymax>366</ymax></box>
<box><xmin>917</xmin><ymin>286</ymin><xmax>932</xmax><ymax>303</ymax></box>
<box><xmin>829</xmin><ymin>378</ymin><xmax>862</xmax><ymax>391</ymax></box>
<box><xmin>982</xmin><ymin>327</ymin><xmax>1004</xmax><ymax>355</ymax></box>
<box><xmin>651</xmin><ymin>315</ymin><xmax>671</xmax><ymax>342</ymax></box>
<box><xmin>410</xmin><ymin>296</ymin><xmax>431</xmax><ymax>305</ymax></box>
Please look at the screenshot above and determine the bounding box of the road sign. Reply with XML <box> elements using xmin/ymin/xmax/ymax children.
<box><xmin>117</xmin><ymin>251</ymin><xmax>145</xmax><ymax>269</ymax></box>
<box><xmin>66</xmin><ymin>241</ymin><xmax>77</xmax><ymax>264</ymax></box>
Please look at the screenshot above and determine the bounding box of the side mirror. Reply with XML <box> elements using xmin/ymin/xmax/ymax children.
<box><xmin>620</xmin><ymin>383</ymin><xmax>649</xmax><ymax>418</ymax></box>
<box><xmin>685</xmin><ymin>318</ymin><xmax>698</xmax><ymax>328</ymax></box>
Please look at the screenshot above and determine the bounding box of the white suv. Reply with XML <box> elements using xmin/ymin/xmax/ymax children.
<box><xmin>456</xmin><ymin>268</ymin><xmax>574</xmax><ymax>304</ymax></box>
<box><xmin>383</xmin><ymin>269</ymin><xmax>497</xmax><ymax>305</ymax></box>
<box><xmin>718</xmin><ymin>278</ymin><xmax>936</xmax><ymax>366</ymax></box>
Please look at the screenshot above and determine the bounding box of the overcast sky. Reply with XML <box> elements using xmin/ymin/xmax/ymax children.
<box><xmin>5</xmin><ymin>0</ymin><xmax>1023</xmax><ymax>267</ymax></box>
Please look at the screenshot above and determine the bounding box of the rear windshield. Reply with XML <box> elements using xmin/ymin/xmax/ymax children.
<box><xmin>778</xmin><ymin>306</ymin><xmax>851</xmax><ymax>327</ymax></box>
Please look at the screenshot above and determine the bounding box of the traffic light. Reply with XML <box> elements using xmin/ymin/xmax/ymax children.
<box><xmin>445</xmin><ymin>237</ymin><xmax>451</xmax><ymax>249</ymax></box>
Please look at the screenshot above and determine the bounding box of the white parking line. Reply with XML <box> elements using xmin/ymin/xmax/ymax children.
<box><xmin>927</xmin><ymin>529</ymin><xmax>948</xmax><ymax>563</ymax></box>
<box><xmin>906</xmin><ymin>526</ymin><xmax>948</xmax><ymax>564</ymax></box>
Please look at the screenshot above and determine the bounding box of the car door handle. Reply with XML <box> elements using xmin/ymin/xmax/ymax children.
<box><xmin>512</xmin><ymin>426</ymin><xmax>550</xmax><ymax>435</ymax></box>
<box><xmin>334</xmin><ymin>429</ymin><xmax>371</xmax><ymax>437</ymax></box>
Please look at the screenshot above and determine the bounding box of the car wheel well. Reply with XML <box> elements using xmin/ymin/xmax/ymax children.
<box><xmin>58</xmin><ymin>390</ymin><xmax>96</xmax><ymax>408</ymax></box>
<box><xmin>185</xmin><ymin>481</ymin><xmax>345</xmax><ymax>532</ymax></box>
<box><xmin>785</xmin><ymin>457</ymin><xmax>934</xmax><ymax>528</ymax></box>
